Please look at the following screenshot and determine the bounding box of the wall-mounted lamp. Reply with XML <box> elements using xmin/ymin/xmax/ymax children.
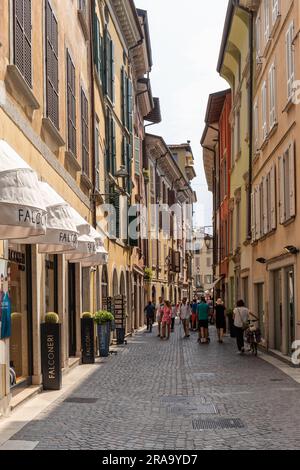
<box><xmin>284</xmin><ymin>246</ymin><xmax>299</xmax><ymax>255</ymax></box>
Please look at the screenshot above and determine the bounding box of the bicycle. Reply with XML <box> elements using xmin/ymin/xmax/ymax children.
<box><xmin>245</xmin><ymin>316</ymin><xmax>261</xmax><ymax>357</ymax></box>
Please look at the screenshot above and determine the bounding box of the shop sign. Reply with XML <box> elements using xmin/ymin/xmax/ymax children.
<box><xmin>41</xmin><ymin>323</ymin><xmax>62</xmax><ymax>390</ymax></box>
<box><xmin>18</xmin><ymin>208</ymin><xmax>46</xmax><ymax>227</ymax></box>
<box><xmin>81</xmin><ymin>318</ymin><xmax>95</xmax><ymax>364</ymax></box>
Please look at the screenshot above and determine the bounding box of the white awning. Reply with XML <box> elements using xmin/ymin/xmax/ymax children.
<box><xmin>81</xmin><ymin>226</ymin><xmax>108</xmax><ymax>267</ymax></box>
<box><xmin>0</xmin><ymin>140</ymin><xmax>47</xmax><ymax>239</ymax></box>
<box><xmin>212</xmin><ymin>276</ymin><xmax>225</xmax><ymax>288</ymax></box>
<box><xmin>66</xmin><ymin>209</ymin><xmax>96</xmax><ymax>262</ymax></box>
<box><xmin>12</xmin><ymin>182</ymin><xmax>79</xmax><ymax>254</ymax></box>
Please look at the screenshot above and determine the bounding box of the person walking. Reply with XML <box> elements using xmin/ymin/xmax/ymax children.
<box><xmin>161</xmin><ymin>301</ymin><xmax>172</xmax><ymax>340</ymax></box>
<box><xmin>197</xmin><ymin>296</ymin><xmax>210</xmax><ymax>344</ymax></box>
<box><xmin>191</xmin><ymin>298</ymin><xmax>198</xmax><ymax>331</ymax></box>
<box><xmin>233</xmin><ymin>299</ymin><xmax>249</xmax><ymax>354</ymax></box>
<box><xmin>144</xmin><ymin>301</ymin><xmax>155</xmax><ymax>333</ymax></box>
<box><xmin>180</xmin><ymin>298</ymin><xmax>191</xmax><ymax>338</ymax></box>
<box><xmin>171</xmin><ymin>304</ymin><xmax>177</xmax><ymax>332</ymax></box>
<box><xmin>215</xmin><ymin>298</ymin><xmax>226</xmax><ymax>343</ymax></box>
<box><xmin>155</xmin><ymin>297</ymin><xmax>164</xmax><ymax>338</ymax></box>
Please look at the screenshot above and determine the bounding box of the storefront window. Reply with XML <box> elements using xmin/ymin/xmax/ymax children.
<box><xmin>6</xmin><ymin>244</ymin><xmax>28</xmax><ymax>384</ymax></box>
<box><xmin>82</xmin><ymin>267</ymin><xmax>91</xmax><ymax>313</ymax></box>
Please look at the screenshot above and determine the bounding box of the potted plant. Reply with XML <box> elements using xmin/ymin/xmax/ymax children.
<box><xmin>226</xmin><ymin>309</ymin><xmax>236</xmax><ymax>338</ymax></box>
<box><xmin>41</xmin><ymin>312</ymin><xmax>62</xmax><ymax>390</ymax></box>
<box><xmin>144</xmin><ymin>267</ymin><xmax>153</xmax><ymax>282</ymax></box>
<box><xmin>81</xmin><ymin>312</ymin><xmax>95</xmax><ymax>364</ymax></box>
<box><xmin>94</xmin><ymin>310</ymin><xmax>114</xmax><ymax>357</ymax></box>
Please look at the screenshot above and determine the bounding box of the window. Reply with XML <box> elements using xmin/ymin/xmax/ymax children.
<box><xmin>254</xmin><ymin>100</ymin><xmax>259</xmax><ymax>152</ymax></box>
<box><xmin>279</xmin><ymin>142</ymin><xmax>296</xmax><ymax>223</ymax></box>
<box><xmin>81</xmin><ymin>88</ymin><xmax>89</xmax><ymax>176</ymax></box>
<box><xmin>229</xmin><ymin>210</ymin><xmax>233</xmax><ymax>254</ymax></box>
<box><xmin>231</xmin><ymin>126</ymin><xmax>235</xmax><ymax>168</ymax></box>
<box><xmin>236</xmin><ymin>111</ymin><xmax>241</xmax><ymax>156</ymax></box>
<box><xmin>105</xmin><ymin>29</ymin><xmax>115</xmax><ymax>102</ymax></box>
<box><xmin>272</xmin><ymin>0</ymin><xmax>280</xmax><ymax>26</ymax></box>
<box><xmin>45</xmin><ymin>1</ymin><xmax>59</xmax><ymax>129</ymax></box>
<box><xmin>262</xmin><ymin>81</ymin><xmax>267</xmax><ymax>141</ymax></box>
<box><xmin>122</xmin><ymin>136</ymin><xmax>132</xmax><ymax>194</ymax></box>
<box><xmin>269</xmin><ymin>63</ymin><xmax>277</xmax><ymax>129</ymax></box>
<box><xmin>173</xmin><ymin>153</ymin><xmax>178</xmax><ymax>163</ymax></box>
<box><xmin>286</xmin><ymin>22</ymin><xmax>295</xmax><ymax>100</ymax></box>
<box><xmin>206</xmin><ymin>258</ymin><xmax>211</xmax><ymax>268</ymax></box>
<box><xmin>14</xmin><ymin>0</ymin><xmax>32</xmax><ymax>87</ymax></box>
<box><xmin>66</xmin><ymin>51</ymin><xmax>76</xmax><ymax>156</ymax></box>
<box><xmin>263</xmin><ymin>0</ymin><xmax>270</xmax><ymax>45</ymax></box>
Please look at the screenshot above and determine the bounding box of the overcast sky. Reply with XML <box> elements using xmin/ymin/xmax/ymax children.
<box><xmin>137</xmin><ymin>0</ymin><xmax>228</xmax><ymax>228</ymax></box>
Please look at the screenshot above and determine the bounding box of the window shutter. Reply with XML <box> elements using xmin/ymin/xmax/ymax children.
<box><xmin>94</xmin><ymin>122</ymin><xmax>100</xmax><ymax>190</ymax></box>
<box><xmin>14</xmin><ymin>0</ymin><xmax>32</xmax><ymax>87</ymax></box>
<box><xmin>104</xmin><ymin>26</ymin><xmax>110</xmax><ymax>96</ymax></box>
<box><xmin>46</xmin><ymin>1</ymin><xmax>59</xmax><ymax>129</ymax></box>
<box><xmin>128</xmin><ymin>206</ymin><xmax>139</xmax><ymax>247</ymax></box>
<box><xmin>111</xmin><ymin>41</ymin><xmax>115</xmax><ymax>103</ymax></box>
<box><xmin>254</xmin><ymin>101</ymin><xmax>259</xmax><ymax>152</ymax></box>
<box><xmin>263</xmin><ymin>176</ymin><xmax>268</xmax><ymax>235</ymax></box>
<box><xmin>105</xmin><ymin>109</ymin><xmax>111</xmax><ymax>174</ymax></box>
<box><xmin>286</xmin><ymin>22</ymin><xmax>295</xmax><ymax>99</ymax></box>
<box><xmin>81</xmin><ymin>88</ymin><xmax>89</xmax><ymax>176</ymax></box>
<box><xmin>278</xmin><ymin>155</ymin><xmax>285</xmax><ymax>224</ymax></box>
<box><xmin>270</xmin><ymin>164</ymin><xmax>277</xmax><ymax>230</ymax></box>
<box><xmin>111</xmin><ymin>118</ymin><xmax>116</xmax><ymax>176</ymax></box>
<box><xmin>119</xmin><ymin>195</ymin><xmax>128</xmax><ymax>240</ymax></box>
<box><xmin>264</xmin><ymin>0</ymin><xmax>270</xmax><ymax>44</ymax></box>
<box><xmin>93</xmin><ymin>13</ymin><xmax>100</xmax><ymax>76</ymax></box>
<box><xmin>67</xmin><ymin>51</ymin><xmax>76</xmax><ymax>156</ymax></box>
<box><xmin>262</xmin><ymin>82</ymin><xmax>267</xmax><ymax>140</ymax></box>
<box><xmin>272</xmin><ymin>0</ymin><xmax>279</xmax><ymax>25</ymax></box>
<box><xmin>255</xmin><ymin>15</ymin><xmax>261</xmax><ymax>61</ymax></box>
<box><xmin>289</xmin><ymin>141</ymin><xmax>296</xmax><ymax>218</ymax></box>
<box><xmin>155</xmin><ymin>169</ymin><xmax>161</xmax><ymax>202</ymax></box>
<box><xmin>255</xmin><ymin>187</ymin><xmax>261</xmax><ymax>239</ymax></box>
<box><xmin>121</xmin><ymin>67</ymin><xmax>125</xmax><ymax>124</ymax></box>
<box><xmin>269</xmin><ymin>64</ymin><xmax>276</xmax><ymax>129</ymax></box>
<box><xmin>128</xmin><ymin>79</ymin><xmax>133</xmax><ymax>134</ymax></box>
<box><xmin>134</xmin><ymin>136</ymin><xmax>140</xmax><ymax>175</ymax></box>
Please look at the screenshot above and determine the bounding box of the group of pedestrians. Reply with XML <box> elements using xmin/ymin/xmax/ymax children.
<box><xmin>145</xmin><ymin>295</ymin><xmax>259</xmax><ymax>354</ymax></box>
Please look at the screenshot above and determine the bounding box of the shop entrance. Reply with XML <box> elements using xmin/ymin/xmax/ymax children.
<box><xmin>3</xmin><ymin>244</ymin><xmax>33</xmax><ymax>389</ymax></box>
<box><xmin>68</xmin><ymin>263</ymin><xmax>77</xmax><ymax>357</ymax></box>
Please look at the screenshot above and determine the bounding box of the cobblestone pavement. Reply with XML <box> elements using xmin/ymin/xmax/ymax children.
<box><xmin>8</xmin><ymin>321</ymin><xmax>300</xmax><ymax>450</ymax></box>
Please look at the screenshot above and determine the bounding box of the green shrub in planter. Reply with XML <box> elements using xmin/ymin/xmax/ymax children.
<box><xmin>82</xmin><ymin>312</ymin><xmax>94</xmax><ymax>319</ymax></box>
<box><xmin>94</xmin><ymin>310</ymin><xmax>114</xmax><ymax>324</ymax></box>
<box><xmin>144</xmin><ymin>267</ymin><xmax>153</xmax><ymax>281</ymax></box>
<box><xmin>45</xmin><ymin>312</ymin><xmax>59</xmax><ymax>324</ymax></box>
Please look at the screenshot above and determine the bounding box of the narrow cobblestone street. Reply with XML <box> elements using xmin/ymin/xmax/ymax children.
<box><xmin>6</xmin><ymin>322</ymin><xmax>300</xmax><ymax>450</ymax></box>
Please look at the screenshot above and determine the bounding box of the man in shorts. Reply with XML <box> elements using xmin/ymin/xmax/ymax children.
<box><xmin>197</xmin><ymin>296</ymin><xmax>210</xmax><ymax>344</ymax></box>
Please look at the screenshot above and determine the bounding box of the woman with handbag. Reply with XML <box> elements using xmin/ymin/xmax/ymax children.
<box><xmin>233</xmin><ymin>300</ymin><xmax>249</xmax><ymax>354</ymax></box>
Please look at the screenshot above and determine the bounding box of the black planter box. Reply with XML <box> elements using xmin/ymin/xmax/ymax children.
<box><xmin>41</xmin><ymin>323</ymin><xmax>62</xmax><ymax>390</ymax></box>
<box><xmin>81</xmin><ymin>318</ymin><xmax>95</xmax><ymax>364</ymax></box>
<box><xmin>116</xmin><ymin>327</ymin><xmax>125</xmax><ymax>345</ymax></box>
<box><xmin>97</xmin><ymin>322</ymin><xmax>111</xmax><ymax>357</ymax></box>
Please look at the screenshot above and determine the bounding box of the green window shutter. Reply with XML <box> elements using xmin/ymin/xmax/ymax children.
<box><xmin>121</xmin><ymin>67</ymin><xmax>125</xmax><ymax>124</ymax></box>
<box><xmin>128</xmin><ymin>206</ymin><xmax>138</xmax><ymax>247</ymax></box>
<box><xmin>111</xmin><ymin>40</ymin><xmax>115</xmax><ymax>103</ymax></box>
<box><xmin>127</xmin><ymin>140</ymin><xmax>132</xmax><ymax>194</ymax></box>
<box><xmin>128</xmin><ymin>79</ymin><xmax>133</xmax><ymax>133</ymax></box>
<box><xmin>111</xmin><ymin>118</ymin><xmax>116</xmax><ymax>176</ymax></box>
<box><xmin>105</xmin><ymin>109</ymin><xmax>111</xmax><ymax>174</ymax></box>
<box><xmin>104</xmin><ymin>26</ymin><xmax>110</xmax><ymax>95</ymax></box>
<box><xmin>93</xmin><ymin>14</ymin><xmax>100</xmax><ymax>75</ymax></box>
<box><xmin>134</xmin><ymin>136</ymin><xmax>140</xmax><ymax>175</ymax></box>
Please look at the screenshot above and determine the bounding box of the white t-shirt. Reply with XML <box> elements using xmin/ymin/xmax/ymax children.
<box><xmin>233</xmin><ymin>307</ymin><xmax>249</xmax><ymax>328</ymax></box>
<box><xmin>180</xmin><ymin>304</ymin><xmax>191</xmax><ymax>320</ymax></box>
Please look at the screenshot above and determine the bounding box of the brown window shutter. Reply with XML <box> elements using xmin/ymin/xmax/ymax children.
<box><xmin>81</xmin><ymin>88</ymin><xmax>89</xmax><ymax>176</ymax></box>
<box><xmin>14</xmin><ymin>0</ymin><xmax>32</xmax><ymax>87</ymax></box>
<box><xmin>67</xmin><ymin>51</ymin><xmax>76</xmax><ymax>156</ymax></box>
<box><xmin>46</xmin><ymin>1</ymin><xmax>59</xmax><ymax>129</ymax></box>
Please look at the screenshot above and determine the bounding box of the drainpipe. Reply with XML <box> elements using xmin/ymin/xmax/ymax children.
<box><xmin>232</xmin><ymin>0</ymin><xmax>254</xmax><ymax>239</ymax></box>
<box><xmin>89</xmin><ymin>0</ymin><xmax>97</xmax><ymax>228</ymax></box>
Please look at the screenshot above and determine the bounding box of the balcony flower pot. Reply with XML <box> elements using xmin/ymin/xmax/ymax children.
<box><xmin>81</xmin><ymin>312</ymin><xmax>95</xmax><ymax>364</ymax></box>
<box><xmin>94</xmin><ymin>311</ymin><xmax>114</xmax><ymax>357</ymax></box>
<box><xmin>41</xmin><ymin>313</ymin><xmax>62</xmax><ymax>391</ymax></box>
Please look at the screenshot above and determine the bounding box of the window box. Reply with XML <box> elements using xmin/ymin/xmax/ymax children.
<box><xmin>5</xmin><ymin>65</ymin><xmax>39</xmax><ymax>110</ymax></box>
<box><xmin>268</xmin><ymin>122</ymin><xmax>278</xmax><ymax>139</ymax></box>
<box><xmin>283</xmin><ymin>96</ymin><xmax>295</xmax><ymax>114</ymax></box>
<box><xmin>65</xmin><ymin>150</ymin><xmax>81</xmax><ymax>172</ymax></box>
<box><xmin>42</xmin><ymin>117</ymin><xmax>65</xmax><ymax>147</ymax></box>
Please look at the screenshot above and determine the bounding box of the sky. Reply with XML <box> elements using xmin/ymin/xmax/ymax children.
<box><xmin>136</xmin><ymin>0</ymin><xmax>229</xmax><ymax>228</ymax></box>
